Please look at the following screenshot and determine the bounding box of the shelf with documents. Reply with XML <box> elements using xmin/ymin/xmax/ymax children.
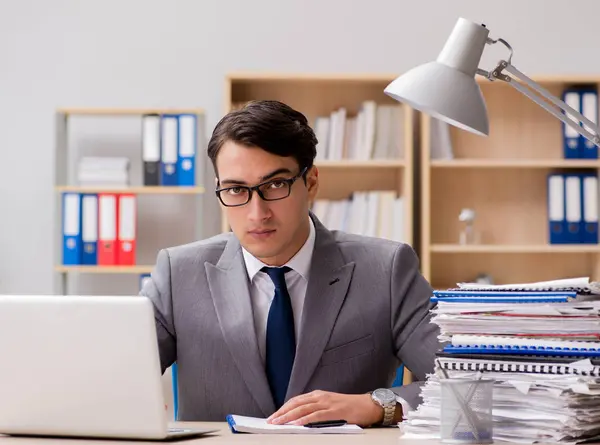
<box><xmin>57</xmin><ymin>108</ymin><xmax>205</xmax><ymax>116</ymax></box>
<box><xmin>430</xmin><ymin>159</ymin><xmax>600</xmax><ymax>169</ymax></box>
<box><xmin>223</xmin><ymin>72</ymin><xmax>415</xmax><ymax>243</ymax></box>
<box><xmin>55</xmin><ymin>265</ymin><xmax>155</xmax><ymax>274</ymax></box>
<box><xmin>430</xmin><ymin>244</ymin><xmax>600</xmax><ymax>254</ymax></box>
<box><xmin>420</xmin><ymin>76</ymin><xmax>600</xmax><ymax>289</ymax></box>
<box><xmin>54</xmin><ymin>107</ymin><xmax>206</xmax><ymax>295</ymax></box>
<box><xmin>55</xmin><ymin>186</ymin><xmax>205</xmax><ymax>194</ymax></box>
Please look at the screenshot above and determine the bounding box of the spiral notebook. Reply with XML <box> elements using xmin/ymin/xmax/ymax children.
<box><xmin>444</xmin><ymin>334</ymin><xmax>600</xmax><ymax>357</ymax></box>
<box><xmin>435</xmin><ymin>352</ymin><xmax>600</xmax><ymax>376</ymax></box>
<box><xmin>453</xmin><ymin>277</ymin><xmax>600</xmax><ymax>295</ymax></box>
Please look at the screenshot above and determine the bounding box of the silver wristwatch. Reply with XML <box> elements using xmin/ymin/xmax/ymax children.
<box><xmin>370</xmin><ymin>388</ymin><xmax>397</xmax><ymax>426</ymax></box>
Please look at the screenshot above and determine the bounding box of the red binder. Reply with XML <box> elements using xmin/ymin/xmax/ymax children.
<box><xmin>98</xmin><ymin>194</ymin><xmax>118</xmax><ymax>265</ymax></box>
<box><xmin>117</xmin><ymin>194</ymin><xmax>136</xmax><ymax>265</ymax></box>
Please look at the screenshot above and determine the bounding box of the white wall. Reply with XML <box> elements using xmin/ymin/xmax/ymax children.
<box><xmin>1</xmin><ymin>0</ymin><xmax>599</xmax><ymax>294</ymax></box>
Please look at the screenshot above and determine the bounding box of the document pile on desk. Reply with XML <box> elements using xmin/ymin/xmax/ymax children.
<box><xmin>401</xmin><ymin>277</ymin><xmax>600</xmax><ymax>444</ymax></box>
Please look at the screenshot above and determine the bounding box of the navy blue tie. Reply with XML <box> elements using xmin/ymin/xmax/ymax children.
<box><xmin>262</xmin><ymin>266</ymin><xmax>295</xmax><ymax>409</ymax></box>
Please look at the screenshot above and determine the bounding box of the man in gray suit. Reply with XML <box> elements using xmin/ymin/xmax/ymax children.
<box><xmin>142</xmin><ymin>100</ymin><xmax>440</xmax><ymax>427</ymax></box>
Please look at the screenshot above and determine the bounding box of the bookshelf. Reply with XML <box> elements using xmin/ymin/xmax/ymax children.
<box><xmin>420</xmin><ymin>75</ymin><xmax>600</xmax><ymax>289</ymax></box>
<box><xmin>222</xmin><ymin>72</ymin><xmax>415</xmax><ymax>245</ymax></box>
<box><xmin>54</xmin><ymin>107</ymin><xmax>206</xmax><ymax>295</ymax></box>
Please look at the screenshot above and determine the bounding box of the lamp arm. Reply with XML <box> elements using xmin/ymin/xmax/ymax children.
<box><xmin>477</xmin><ymin>60</ymin><xmax>600</xmax><ymax>148</ymax></box>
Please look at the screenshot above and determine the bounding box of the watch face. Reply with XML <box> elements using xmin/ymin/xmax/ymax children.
<box><xmin>373</xmin><ymin>388</ymin><xmax>396</xmax><ymax>404</ymax></box>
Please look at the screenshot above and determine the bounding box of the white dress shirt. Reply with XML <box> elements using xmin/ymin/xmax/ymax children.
<box><xmin>242</xmin><ymin>217</ymin><xmax>316</xmax><ymax>365</ymax></box>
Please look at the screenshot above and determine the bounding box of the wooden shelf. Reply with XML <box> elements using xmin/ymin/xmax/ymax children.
<box><xmin>431</xmin><ymin>244</ymin><xmax>600</xmax><ymax>254</ymax></box>
<box><xmin>55</xmin><ymin>266</ymin><xmax>154</xmax><ymax>274</ymax></box>
<box><xmin>226</xmin><ymin>72</ymin><xmax>399</xmax><ymax>82</ymax></box>
<box><xmin>55</xmin><ymin>186</ymin><xmax>205</xmax><ymax>194</ymax></box>
<box><xmin>315</xmin><ymin>160</ymin><xmax>404</xmax><ymax>168</ymax></box>
<box><xmin>430</xmin><ymin>159</ymin><xmax>600</xmax><ymax>169</ymax></box>
<box><xmin>56</xmin><ymin>108</ymin><xmax>205</xmax><ymax>116</ymax></box>
<box><xmin>421</xmin><ymin>76</ymin><xmax>600</xmax><ymax>288</ymax></box>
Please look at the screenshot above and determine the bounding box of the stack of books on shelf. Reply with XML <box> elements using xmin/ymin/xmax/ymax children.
<box><xmin>62</xmin><ymin>192</ymin><xmax>136</xmax><ymax>267</ymax></box>
<box><xmin>312</xmin><ymin>101</ymin><xmax>404</xmax><ymax>161</ymax></box>
<box><xmin>142</xmin><ymin>113</ymin><xmax>197</xmax><ymax>186</ymax></box>
<box><xmin>311</xmin><ymin>190</ymin><xmax>404</xmax><ymax>242</ymax></box>
<box><xmin>400</xmin><ymin>277</ymin><xmax>600</xmax><ymax>444</ymax></box>
<box><xmin>77</xmin><ymin>157</ymin><xmax>130</xmax><ymax>188</ymax></box>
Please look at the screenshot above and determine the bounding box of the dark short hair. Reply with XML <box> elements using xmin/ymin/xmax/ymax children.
<box><xmin>207</xmin><ymin>100</ymin><xmax>317</xmax><ymax>178</ymax></box>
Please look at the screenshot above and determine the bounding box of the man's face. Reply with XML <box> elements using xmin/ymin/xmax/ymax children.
<box><xmin>215</xmin><ymin>141</ymin><xmax>319</xmax><ymax>265</ymax></box>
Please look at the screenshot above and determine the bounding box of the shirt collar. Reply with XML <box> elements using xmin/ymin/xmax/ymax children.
<box><xmin>242</xmin><ymin>216</ymin><xmax>316</xmax><ymax>282</ymax></box>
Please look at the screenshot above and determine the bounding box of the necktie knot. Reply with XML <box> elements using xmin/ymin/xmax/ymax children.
<box><xmin>261</xmin><ymin>266</ymin><xmax>291</xmax><ymax>290</ymax></box>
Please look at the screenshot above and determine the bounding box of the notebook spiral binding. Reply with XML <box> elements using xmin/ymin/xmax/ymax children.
<box><xmin>439</xmin><ymin>359</ymin><xmax>600</xmax><ymax>376</ymax></box>
<box><xmin>447</xmin><ymin>287</ymin><xmax>593</xmax><ymax>294</ymax></box>
<box><xmin>444</xmin><ymin>344</ymin><xmax>600</xmax><ymax>357</ymax></box>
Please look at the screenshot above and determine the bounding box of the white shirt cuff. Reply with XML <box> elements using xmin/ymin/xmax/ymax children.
<box><xmin>395</xmin><ymin>395</ymin><xmax>413</xmax><ymax>420</ymax></box>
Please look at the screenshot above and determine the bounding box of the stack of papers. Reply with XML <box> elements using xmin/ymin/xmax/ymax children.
<box><xmin>77</xmin><ymin>157</ymin><xmax>130</xmax><ymax>188</ymax></box>
<box><xmin>400</xmin><ymin>277</ymin><xmax>600</xmax><ymax>444</ymax></box>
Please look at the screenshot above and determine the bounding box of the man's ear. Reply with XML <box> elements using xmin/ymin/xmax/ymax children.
<box><xmin>306</xmin><ymin>166</ymin><xmax>319</xmax><ymax>199</ymax></box>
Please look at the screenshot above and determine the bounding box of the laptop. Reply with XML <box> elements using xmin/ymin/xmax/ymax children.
<box><xmin>0</xmin><ymin>294</ymin><xmax>217</xmax><ymax>441</ymax></box>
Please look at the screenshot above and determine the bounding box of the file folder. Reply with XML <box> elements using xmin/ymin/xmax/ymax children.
<box><xmin>547</xmin><ymin>174</ymin><xmax>567</xmax><ymax>244</ymax></box>
<box><xmin>581</xmin><ymin>88</ymin><xmax>598</xmax><ymax>159</ymax></box>
<box><xmin>177</xmin><ymin>114</ymin><xmax>196</xmax><ymax>186</ymax></box>
<box><xmin>160</xmin><ymin>115</ymin><xmax>179</xmax><ymax>186</ymax></box>
<box><xmin>62</xmin><ymin>193</ymin><xmax>82</xmax><ymax>265</ymax></box>
<box><xmin>81</xmin><ymin>194</ymin><xmax>98</xmax><ymax>265</ymax></box>
<box><xmin>562</xmin><ymin>88</ymin><xmax>581</xmax><ymax>158</ymax></box>
<box><xmin>565</xmin><ymin>174</ymin><xmax>582</xmax><ymax>243</ymax></box>
<box><xmin>142</xmin><ymin>114</ymin><xmax>161</xmax><ymax>185</ymax></box>
<box><xmin>98</xmin><ymin>194</ymin><xmax>118</xmax><ymax>265</ymax></box>
<box><xmin>582</xmin><ymin>173</ymin><xmax>599</xmax><ymax>244</ymax></box>
<box><xmin>117</xmin><ymin>194</ymin><xmax>136</xmax><ymax>265</ymax></box>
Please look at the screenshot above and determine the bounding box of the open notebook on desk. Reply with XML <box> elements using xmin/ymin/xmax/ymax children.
<box><xmin>226</xmin><ymin>415</ymin><xmax>363</xmax><ymax>434</ymax></box>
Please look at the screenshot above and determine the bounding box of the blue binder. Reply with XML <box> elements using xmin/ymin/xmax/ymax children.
<box><xmin>548</xmin><ymin>173</ymin><xmax>567</xmax><ymax>244</ymax></box>
<box><xmin>581</xmin><ymin>172</ymin><xmax>599</xmax><ymax>244</ymax></box>
<box><xmin>562</xmin><ymin>88</ymin><xmax>582</xmax><ymax>158</ymax></box>
<box><xmin>580</xmin><ymin>88</ymin><xmax>598</xmax><ymax>159</ymax></box>
<box><xmin>177</xmin><ymin>114</ymin><xmax>196</xmax><ymax>186</ymax></box>
<box><xmin>160</xmin><ymin>115</ymin><xmax>179</xmax><ymax>186</ymax></box>
<box><xmin>62</xmin><ymin>193</ymin><xmax>82</xmax><ymax>265</ymax></box>
<box><xmin>565</xmin><ymin>174</ymin><xmax>583</xmax><ymax>243</ymax></box>
<box><xmin>81</xmin><ymin>194</ymin><xmax>98</xmax><ymax>265</ymax></box>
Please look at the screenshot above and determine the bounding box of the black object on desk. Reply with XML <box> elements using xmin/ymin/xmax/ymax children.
<box><xmin>305</xmin><ymin>420</ymin><xmax>347</xmax><ymax>428</ymax></box>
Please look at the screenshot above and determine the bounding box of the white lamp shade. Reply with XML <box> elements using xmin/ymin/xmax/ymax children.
<box><xmin>384</xmin><ymin>17</ymin><xmax>490</xmax><ymax>136</ymax></box>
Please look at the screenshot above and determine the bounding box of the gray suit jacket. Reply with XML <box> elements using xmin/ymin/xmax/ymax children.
<box><xmin>142</xmin><ymin>213</ymin><xmax>440</xmax><ymax>421</ymax></box>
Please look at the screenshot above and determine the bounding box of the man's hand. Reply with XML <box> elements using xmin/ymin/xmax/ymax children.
<box><xmin>266</xmin><ymin>390</ymin><xmax>384</xmax><ymax>428</ymax></box>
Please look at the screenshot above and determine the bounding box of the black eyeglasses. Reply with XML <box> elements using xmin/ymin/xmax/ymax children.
<box><xmin>215</xmin><ymin>167</ymin><xmax>308</xmax><ymax>207</ymax></box>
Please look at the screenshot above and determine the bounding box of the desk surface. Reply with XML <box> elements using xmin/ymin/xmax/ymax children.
<box><xmin>0</xmin><ymin>422</ymin><xmax>425</xmax><ymax>444</ymax></box>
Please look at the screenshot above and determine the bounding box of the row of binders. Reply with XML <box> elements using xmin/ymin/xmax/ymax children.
<box><xmin>401</xmin><ymin>277</ymin><xmax>600</xmax><ymax>444</ymax></box>
<box><xmin>142</xmin><ymin>113</ymin><xmax>197</xmax><ymax>186</ymax></box>
<box><xmin>562</xmin><ymin>86</ymin><xmax>598</xmax><ymax>159</ymax></box>
<box><xmin>548</xmin><ymin>172</ymin><xmax>598</xmax><ymax>244</ymax></box>
<box><xmin>62</xmin><ymin>192</ymin><xmax>136</xmax><ymax>266</ymax></box>
<box><xmin>313</xmin><ymin>101</ymin><xmax>404</xmax><ymax>161</ymax></box>
<box><xmin>311</xmin><ymin>190</ymin><xmax>405</xmax><ymax>242</ymax></box>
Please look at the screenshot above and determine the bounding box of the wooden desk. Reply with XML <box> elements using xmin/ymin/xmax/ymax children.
<box><xmin>0</xmin><ymin>422</ymin><xmax>417</xmax><ymax>444</ymax></box>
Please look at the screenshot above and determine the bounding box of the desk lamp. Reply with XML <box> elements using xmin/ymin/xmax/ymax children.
<box><xmin>384</xmin><ymin>17</ymin><xmax>600</xmax><ymax>147</ymax></box>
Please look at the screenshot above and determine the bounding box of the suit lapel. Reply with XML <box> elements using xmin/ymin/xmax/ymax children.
<box><xmin>286</xmin><ymin>215</ymin><xmax>355</xmax><ymax>399</ymax></box>
<box><xmin>205</xmin><ymin>237</ymin><xmax>275</xmax><ymax>416</ymax></box>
